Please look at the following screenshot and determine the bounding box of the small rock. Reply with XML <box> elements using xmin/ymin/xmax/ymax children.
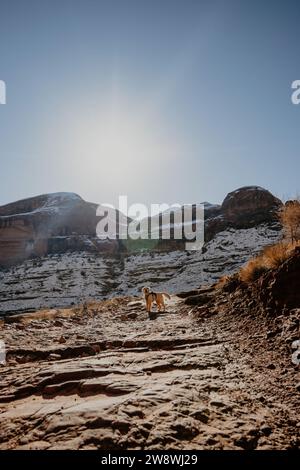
<box><xmin>171</xmin><ymin>419</ymin><xmax>199</xmax><ymax>439</ymax></box>
<box><xmin>92</xmin><ymin>344</ymin><xmax>101</xmax><ymax>353</ymax></box>
<box><xmin>258</xmin><ymin>395</ymin><xmax>266</xmax><ymax>403</ymax></box>
<box><xmin>48</xmin><ymin>353</ymin><xmax>61</xmax><ymax>361</ymax></box>
<box><xmin>127</xmin><ymin>312</ymin><xmax>138</xmax><ymax>320</ymax></box>
<box><xmin>127</xmin><ymin>301</ymin><xmax>143</xmax><ymax>307</ymax></box>
<box><xmin>260</xmin><ymin>425</ymin><xmax>272</xmax><ymax>436</ymax></box>
<box><xmin>210</xmin><ymin>399</ymin><xmax>227</xmax><ymax>408</ymax></box>
<box><xmin>16</xmin><ymin>356</ymin><xmax>27</xmax><ymax>364</ymax></box>
<box><xmin>266</xmin><ymin>363</ymin><xmax>276</xmax><ymax>370</ymax></box>
<box><xmin>292</xmin><ymin>339</ymin><xmax>300</xmax><ymax>349</ymax></box>
<box><xmin>191</xmin><ymin>407</ymin><xmax>210</xmax><ymax>423</ymax></box>
<box><xmin>266</xmin><ymin>330</ymin><xmax>278</xmax><ymax>339</ymax></box>
<box><xmin>58</xmin><ymin>335</ymin><xmax>66</xmax><ymax>344</ymax></box>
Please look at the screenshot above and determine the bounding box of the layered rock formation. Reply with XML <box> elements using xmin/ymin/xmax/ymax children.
<box><xmin>0</xmin><ymin>224</ymin><xmax>281</xmax><ymax>315</ymax></box>
<box><xmin>140</xmin><ymin>186</ymin><xmax>281</xmax><ymax>246</ymax></box>
<box><xmin>0</xmin><ymin>288</ymin><xmax>298</xmax><ymax>449</ymax></box>
<box><xmin>0</xmin><ymin>193</ymin><xmax>120</xmax><ymax>266</ymax></box>
<box><xmin>0</xmin><ymin>190</ymin><xmax>297</xmax><ymax>450</ymax></box>
<box><xmin>0</xmin><ymin>186</ymin><xmax>282</xmax><ymax>268</ymax></box>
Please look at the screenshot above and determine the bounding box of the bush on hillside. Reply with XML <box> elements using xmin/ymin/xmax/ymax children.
<box><xmin>279</xmin><ymin>199</ymin><xmax>300</xmax><ymax>242</ymax></box>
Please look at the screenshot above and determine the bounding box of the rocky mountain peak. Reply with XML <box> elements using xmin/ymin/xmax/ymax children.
<box><xmin>221</xmin><ymin>185</ymin><xmax>281</xmax><ymax>227</ymax></box>
<box><xmin>0</xmin><ymin>192</ymin><xmax>83</xmax><ymax>217</ymax></box>
<box><xmin>0</xmin><ymin>186</ymin><xmax>282</xmax><ymax>267</ymax></box>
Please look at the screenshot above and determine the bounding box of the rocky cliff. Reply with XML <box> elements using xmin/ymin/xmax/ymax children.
<box><xmin>205</xmin><ymin>186</ymin><xmax>281</xmax><ymax>240</ymax></box>
<box><xmin>0</xmin><ymin>186</ymin><xmax>283</xmax><ymax>315</ymax></box>
<box><xmin>0</xmin><ymin>186</ymin><xmax>282</xmax><ymax>268</ymax></box>
<box><xmin>0</xmin><ymin>193</ymin><xmax>120</xmax><ymax>267</ymax></box>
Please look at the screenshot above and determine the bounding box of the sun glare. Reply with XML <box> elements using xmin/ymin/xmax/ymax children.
<box><xmin>57</xmin><ymin>89</ymin><xmax>180</xmax><ymax>197</ymax></box>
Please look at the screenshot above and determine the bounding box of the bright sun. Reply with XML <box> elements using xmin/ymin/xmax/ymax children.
<box><xmin>50</xmin><ymin>84</ymin><xmax>183</xmax><ymax>203</ymax></box>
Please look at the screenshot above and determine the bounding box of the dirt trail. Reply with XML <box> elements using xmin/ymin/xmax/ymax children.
<box><xmin>0</xmin><ymin>295</ymin><xmax>298</xmax><ymax>450</ymax></box>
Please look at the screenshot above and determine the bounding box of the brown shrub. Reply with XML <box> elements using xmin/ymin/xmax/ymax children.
<box><xmin>239</xmin><ymin>241</ymin><xmax>298</xmax><ymax>284</ymax></box>
<box><xmin>262</xmin><ymin>242</ymin><xmax>293</xmax><ymax>269</ymax></box>
<box><xmin>239</xmin><ymin>257</ymin><xmax>269</xmax><ymax>283</ymax></box>
<box><xmin>215</xmin><ymin>275</ymin><xmax>230</xmax><ymax>288</ymax></box>
<box><xmin>279</xmin><ymin>199</ymin><xmax>300</xmax><ymax>242</ymax></box>
<box><xmin>217</xmin><ymin>273</ymin><xmax>242</xmax><ymax>292</ymax></box>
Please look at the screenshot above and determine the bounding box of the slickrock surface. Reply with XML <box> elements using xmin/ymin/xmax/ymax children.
<box><xmin>0</xmin><ymin>295</ymin><xmax>298</xmax><ymax>450</ymax></box>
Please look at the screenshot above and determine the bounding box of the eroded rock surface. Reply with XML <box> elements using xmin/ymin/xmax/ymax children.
<box><xmin>0</xmin><ymin>224</ymin><xmax>281</xmax><ymax>315</ymax></box>
<box><xmin>0</xmin><ymin>295</ymin><xmax>298</xmax><ymax>450</ymax></box>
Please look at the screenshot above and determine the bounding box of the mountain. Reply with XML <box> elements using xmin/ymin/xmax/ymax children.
<box><xmin>0</xmin><ymin>186</ymin><xmax>281</xmax><ymax>268</ymax></box>
<box><xmin>0</xmin><ymin>186</ymin><xmax>282</xmax><ymax>315</ymax></box>
<box><xmin>0</xmin><ymin>192</ymin><xmax>126</xmax><ymax>266</ymax></box>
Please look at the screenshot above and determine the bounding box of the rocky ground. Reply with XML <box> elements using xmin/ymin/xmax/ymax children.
<box><xmin>0</xmin><ymin>289</ymin><xmax>299</xmax><ymax>450</ymax></box>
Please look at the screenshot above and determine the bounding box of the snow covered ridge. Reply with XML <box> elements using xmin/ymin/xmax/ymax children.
<box><xmin>96</xmin><ymin>198</ymin><xmax>205</xmax><ymax>251</ymax></box>
<box><xmin>0</xmin><ymin>186</ymin><xmax>281</xmax><ymax>267</ymax></box>
<box><xmin>0</xmin><ymin>192</ymin><xmax>83</xmax><ymax>217</ymax></box>
<box><xmin>0</xmin><ymin>224</ymin><xmax>282</xmax><ymax>315</ymax></box>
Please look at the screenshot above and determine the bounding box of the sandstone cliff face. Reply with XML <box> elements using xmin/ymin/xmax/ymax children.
<box><xmin>0</xmin><ymin>186</ymin><xmax>282</xmax><ymax>267</ymax></box>
<box><xmin>0</xmin><ymin>193</ymin><xmax>119</xmax><ymax>266</ymax></box>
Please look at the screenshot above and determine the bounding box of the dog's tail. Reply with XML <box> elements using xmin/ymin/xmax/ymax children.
<box><xmin>162</xmin><ymin>292</ymin><xmax>171</xmax><ymax>300</ymax></box>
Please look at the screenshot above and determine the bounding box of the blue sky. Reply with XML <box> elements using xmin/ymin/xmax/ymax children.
<box><xmin>0</xmin><ymin>0</ymin><xmax>300</xmax><ymax>207</ymax></box>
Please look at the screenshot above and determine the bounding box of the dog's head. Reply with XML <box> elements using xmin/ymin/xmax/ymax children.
<box><xmin>142</xmin><ymin>286</ymin><xmax>150</xmax><ymax>295</ymax></box>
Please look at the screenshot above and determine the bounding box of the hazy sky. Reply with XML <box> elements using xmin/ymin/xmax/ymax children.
<box><xmin>0</xmin><ymin>0</ymin><xmax>300</xmax><ymax>208</ymax></box>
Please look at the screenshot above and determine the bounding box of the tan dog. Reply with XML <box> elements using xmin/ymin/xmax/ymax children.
<box><xmin>142</xmin><ymin>287</ymin><xmax>171</xmax><ymax>313</ymax></box>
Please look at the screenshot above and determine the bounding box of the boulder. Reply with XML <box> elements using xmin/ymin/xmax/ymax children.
<box><xmin>221</xmin><ymin>186</ymin><xmax>281</xmax><ymax>228</ymax></box>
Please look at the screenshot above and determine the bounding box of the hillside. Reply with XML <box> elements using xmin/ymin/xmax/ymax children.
<box><xmin>0</xmin><ymin>186</ymin><xmax>282</xmax><ymax>315</ymax></box>
<box><xmin>0</xmin><ymin>224</ymin><xmax>281</xmax><ymax>315</ymax></box>
<box><xmin>0</xmin><ymin>192</ymin><xmax>122</xmax><ymax>267</ymax></box>
<box><xmin>0</xmin><ymin>249</ymin><xmax>299</xmax><ymax>449</ymax></box>
<box><xmin>0</xmin><ymin>187</ymin><xmax>299</xmax><ymax>450</ymax></box>
<box><xmin>0</xmin><ymin>186</ymin><xmax>281</xmax><ymax>268</ymax></box>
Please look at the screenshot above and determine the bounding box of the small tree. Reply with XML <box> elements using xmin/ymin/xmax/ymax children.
<box><xmin>279</xmin><ymin>200</ymin><xmax>300</xmax><ymax>243</ymax></box>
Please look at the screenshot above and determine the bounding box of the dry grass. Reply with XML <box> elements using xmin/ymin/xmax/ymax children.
<box><xmin>262</xmin><ymin>242</ymin><xmax>293</xmax><ymax>269</ymax></box>
<box><xmin>279</xmin><ymin>199</ymin><xmax>300</xmax><ymax>242</ymax></box>
<box><xmin>4</xmin><ymin>297</ymin><xmax>134</xmax><ymax>325</ymax></box>
<box><xmin>6</xmin><ymin>307</ymin><xmax>76</xmax><ymax>324</ymax></box>
<box><xmin>215</xmin><ymin>275</ymin><xmax>231</xmax><ymax>289</ymax></box>
<box><xmin>239</xmin><ymin>258</ymin><xmax>269</xmax><ymax>283</ymax></box>
<box><xmin>239</xmin><ymin>241</ymin><xmax>298</xmax><ymax>284</ymax></box>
